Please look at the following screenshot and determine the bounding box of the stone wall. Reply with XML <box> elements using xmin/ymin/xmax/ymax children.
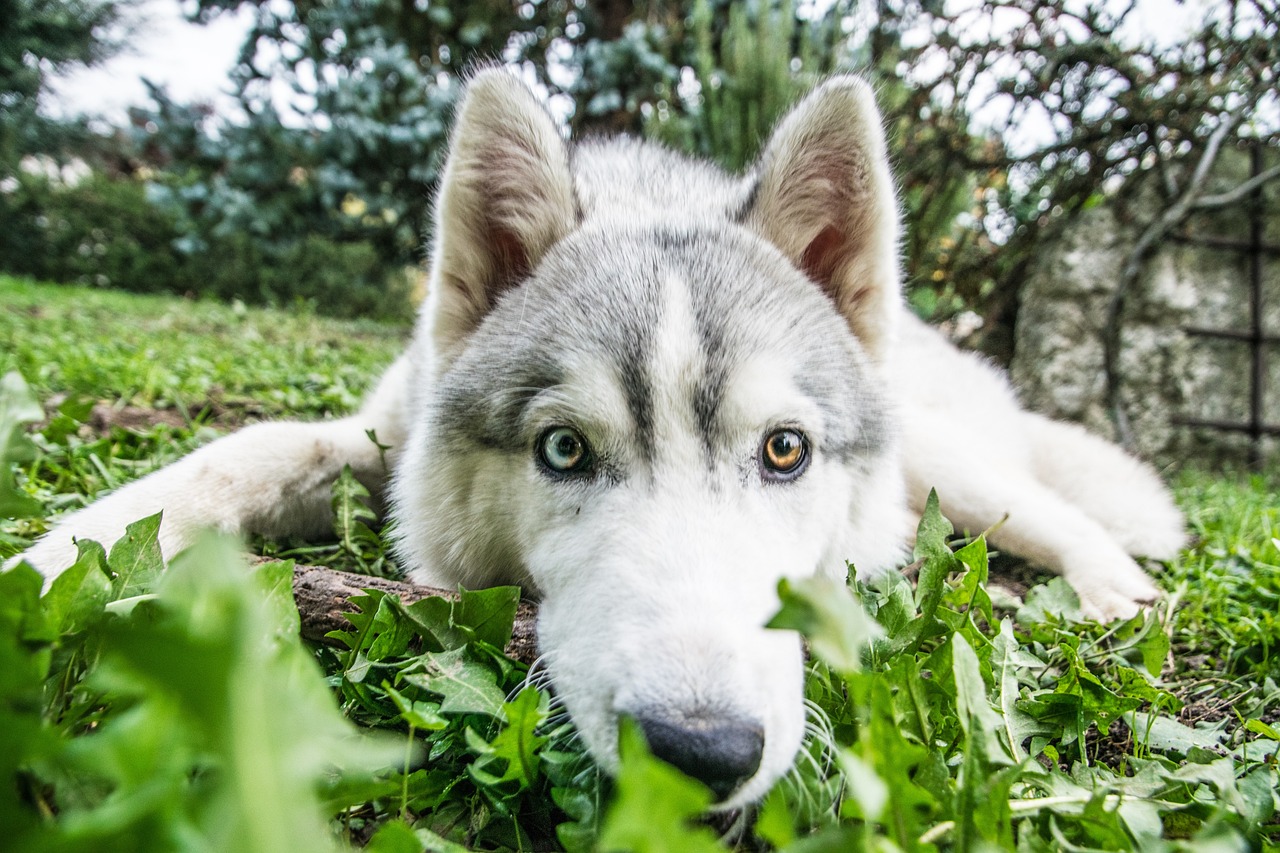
<box><xmin>1009</xmin><ymin>146</ymin><xmax>1280</xmax><ymax>467</ymax></box>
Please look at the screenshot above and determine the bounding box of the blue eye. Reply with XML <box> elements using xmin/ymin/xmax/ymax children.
<box><xmin>539</xmin><ymin>427</ymin><xmax>591</xmax><ymax>474</ymax></box>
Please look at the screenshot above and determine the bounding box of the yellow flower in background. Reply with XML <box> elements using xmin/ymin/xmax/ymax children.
<box><xmin>341</xmin><ymin>194</ymin><xmax>367</xmax><ymax>217</ymax></box>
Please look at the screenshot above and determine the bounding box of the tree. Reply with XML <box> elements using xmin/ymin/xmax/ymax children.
<box><xmin>0</xmin><ymin>0</ymin><xmax>130</xmax><ymax>170</ymax></box>
<box><xmin>9</xmin><ymin>0</ymin><xmax>1277</xmax><ymax>332</ymax></box>
<box><xmin>865</xmin><ymin>0</ymin><xmax>1280</xmax><ymax>357</ymax></box>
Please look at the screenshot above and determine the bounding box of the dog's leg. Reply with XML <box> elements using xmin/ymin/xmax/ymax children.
<box><xmin>15</xmin><ymin>356</ymin><xmax>410</xmax><ymax>581</ymax></box>
<box><xmin>904</xmin><ymin>441</ymin><xmax>1162</xmax><ymax>621</ymax></box>
<box><xmin>1023</xmin><ymin>413</ymin><xmax>1186</xmax><ymax>559</ymax></box>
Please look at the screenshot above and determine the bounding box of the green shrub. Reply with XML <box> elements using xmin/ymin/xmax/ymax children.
<box><xmin>0</xmin><ymin>171</ymin><xmax>189</xmax><ymax>290</ymax></box>
<box><xmin>0</xmin><ymin>172</ymin><xmax>411</xmax><ymax>320</ymax></box>
<box><xmin>200</xmin><ymin>232</ymin><xmax>410</xmax><ymax>320</ymax></box>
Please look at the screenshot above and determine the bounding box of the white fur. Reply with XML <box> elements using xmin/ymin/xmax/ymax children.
<box><xmin>890</xmin><ymin>314</ymin><xmax>1184</xmax><ymax>619</ymax></box>
<box><xmin>12</xmin><ymin>69</ymin><xmax>1184</xmax><ymax>807</ymax></box>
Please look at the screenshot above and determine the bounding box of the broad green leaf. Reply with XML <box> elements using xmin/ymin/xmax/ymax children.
<box><xmin>1244</xmin><ymin>718</ymin><xmax>1280</xmax><ymax>740</ymax></box>
<box><xmin>952</xmin><ymin>632</ymin><xmax>1014</xmax><ymax>767</ymax></box>
<box><xmin>106</xmin><ymin>513</ymin><xmax>165</xmax><ymax>599</ymax></box>
<box><xmin>991</xmin><ymin>619</ymin><xmax>1033</xmax><ymax>760</ymax></box>
<box><xmin>480</xmin><ymin>685</ymin><xmax>549</xmax><ymax>788</ymax></box>
<box><xmin>365</xmin><ymin>820</ymin><xmax>423</xmax><ymax>853</ymax></box>
<box><xmin>383</xmin><ymin>682</ymin><xmax>448</xmax><ymax>731</ymax></box>
<box><xmin>367</xmin><ymin>820</ymin><xmax>474</xmax><ymax>853</ymax></box>
<box><xmin>403</xmin><ymin>647</ymin><xmax>507</xmax><ymax>717</ymax></box>
<box><xmin>0</xmin><ymin>371</ymin><xmax>42</xmax><ymax>517</ymax></box>
<box><xmin>552</xmin><ymin>783</ymin><xmax>600</xmax><ymax>852</ymax></box>
<box><xmin>596</xmin><ymin>719</ymin><xmax>724</xmax><ymax>853</ymax></box>
<box><xmin>403</xmin><ymin>585</ymin><xmax>520</xmax><ymax>651</ymax></box>
<box><xmin>41</xmin><ymin>542</ymin><xmax>111</xmax><ymax>635</ymax></box>
<box><xmin>454</xmin><ymin>585</ymin><xmax>521</xmax><ymax>649</ymax></box>
<box><xmin>753</xmin><ymin>788</ymin><xmax>796</xmax><ymax>848</ymax></box>
<box><xmin>34</xmin><ymin>531</ymin><xmax>400</xmax><ymax>853</ymax></box>
<box><xmin>251</xmin><ymin>559</ymin><xmax>300</xmax><ymax>636</ymax></box>
<box><xmin>884</xmin><ymin>490</ymin><xmax>961</xmax><ymax>655</ymax></box>
<box><xmin>1018</xmin><ymin>692</ymin><xmax>1086</xmax><ymax>751</ymax></box>
<box><xmin>1126</xmin><ymin>711</ymin><xmax>1225</xmax><ymax>754</ymax></box>
<box><xmin>0</xmin><ymin>563</ymin><xmax>54</xmax><ymax>842</ymax></box>
<box><xmin>332</xmin><ymin>463</ymin><xmax>380</xmax><ymax>561</ymax></box>
<box><xmin>1017</xmin><ymin>577</ymin><xmax>1084</xmax><ymax>623</ymax></box>
<box><xmin>768</xmin><ymin>576</ymin><xmax>882</xmax><ymax>674</ymax></box>
<box><xmin>367</xmin><ymin>594</ymin><xmax>416</xmax><ymax>661</ymax></box>
<box><xmin>867</xmin><ymin>566</ymin><xmax>916</xmax><ymax>640</ymax></box>
<box><xmin>1238</xmin><ymin>766</ymin><xmax>1278</xmax><ymax>828</ymax></box>
<box><xmin>1134</xmin><ymin>610</ymin><xmax>1171</xmax><ymax>678</ymax></box>
<box><xmin>950</xmin><ymin>534</ymin><xmax>993</xmax><ymax>625</ymax></box>
<box><xmin>912</xmin><ymin>488</ymin><xmax>953</xmax><ymax>563</ymax></box>
<box><xmin>1058</xmin><ymin>645</ymin><xmax>1139</xmax><ymax>727</ymax></box>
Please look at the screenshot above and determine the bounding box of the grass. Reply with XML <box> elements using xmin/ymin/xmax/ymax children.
<box><xmin>1</xmin><ymin>275</ymin><xmax>1277</xmax><ymax>851</ymax></box>
<box><xmin>0</xmin><ymin>275</ymin><xmax>405</xmax><ymax>417</ymax></box>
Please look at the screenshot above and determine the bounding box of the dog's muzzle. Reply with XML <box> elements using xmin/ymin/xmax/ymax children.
<box><xmin>635</xmin><ymin>709</ymin><xmax>765</xmax><ymax>802</ymax></box>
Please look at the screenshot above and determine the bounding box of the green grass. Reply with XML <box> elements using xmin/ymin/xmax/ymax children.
<box><xmin>0</xmin><ymin>275</ymin><xmax>407</xmax><ymax>539</ymax></box>
<box><xmin>1</xmin><ymin>277</ymin><xmax>1277</xmax><ymax>851</ymax></box>
<box><xmin>0</xmin><ymin>275</ymin><xmax>406</xmax><ymax>417</ymax></box>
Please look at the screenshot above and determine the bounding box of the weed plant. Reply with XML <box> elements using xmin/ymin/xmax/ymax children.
<box><xmin>1</xmin><ymin>277</ymin><xmax>1277</xmax><ymax>850</ymax></box>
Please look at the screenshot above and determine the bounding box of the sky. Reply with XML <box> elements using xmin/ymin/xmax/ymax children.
<box><xmin>46</xmin><ymin>0</ymin><xmax>1216</xmax><ymax>126</ymax></box>
<box><xmin>47</xmin><ymin>0</ymin><xmax>254</xmax><ymax>123</ymax></box>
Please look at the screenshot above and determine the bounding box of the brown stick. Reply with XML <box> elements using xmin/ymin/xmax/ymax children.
<box><xmin>289</xmin><ymin>563</ymin><xmax>540</xmax><ymax>665</ymax></box>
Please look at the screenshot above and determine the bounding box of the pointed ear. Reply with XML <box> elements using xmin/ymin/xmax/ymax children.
<box><xmin>426</xmin><ymin>67</ymin><xmax>576</xmax><ymax>358</ymax></box>
<box><xmin>744</xmin><ymin>77</ymin><xmax>901</xmax><ymax>360</ymax></box>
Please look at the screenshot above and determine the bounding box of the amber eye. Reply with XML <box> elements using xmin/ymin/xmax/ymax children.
<box><xmin>761</xmin><ymin>429</ymin><xmax>809</xmax><ymax>480</ymax></box>
<box><xmin>539</xmin><ymin>427</ymin><xmax>591</xmax><ymax>474</ymax></box>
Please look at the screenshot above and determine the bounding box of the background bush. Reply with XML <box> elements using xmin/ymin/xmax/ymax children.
<box><xmin>2</xmin><ymin>0</ymin><xmax>1276</xmax><ymax>344</ymax></box>
<box><xmin>0</xmin><ymin>173</ymin><xmax>187</xmax><ymax>292</ymax></box>
<box><xmin>0</xmin><ymin>172</ymin><xmax>409</xmax><ymax>318</ymax></box>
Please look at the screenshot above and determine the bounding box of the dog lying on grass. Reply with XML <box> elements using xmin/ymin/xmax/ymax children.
<box><xmin>15</xmin><ymin>68</ymin><xmax>1185</xmax><ymax>805</ymax></box>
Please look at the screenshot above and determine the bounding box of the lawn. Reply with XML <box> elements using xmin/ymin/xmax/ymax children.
<box><xmin>1</xmin><ymin>275</ymin><xmax>1277</xmax><ymax>851</ymax></box>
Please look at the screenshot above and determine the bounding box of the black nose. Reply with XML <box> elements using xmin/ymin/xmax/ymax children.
<box><xmin>635</xmin><ymin>712</ymin><xmax>764</xmax><ymax>802</ymax></box>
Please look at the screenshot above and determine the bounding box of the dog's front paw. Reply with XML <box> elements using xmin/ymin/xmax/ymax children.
<box><xmin>1065</xmin><ymin>556</ymin><xmax>1161</xmax><ymax>622</ymax></box>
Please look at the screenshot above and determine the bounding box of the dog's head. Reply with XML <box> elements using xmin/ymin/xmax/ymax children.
<box><xmin>393</xmin><ymin>69</ymin><xmax>908</xmax><ymax>806</ymax></box>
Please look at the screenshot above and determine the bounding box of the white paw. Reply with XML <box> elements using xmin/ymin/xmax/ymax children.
<box><xmin>1067</xmin><ymin>556</ymin><xmax>1161</xmax><ymax>622</ymax></box>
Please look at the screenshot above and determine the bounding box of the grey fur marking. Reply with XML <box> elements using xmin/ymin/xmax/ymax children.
<box><xmin>434</xmin><ymin>141</ymin><xmax>889</xmax><ymax>477</ymax></box>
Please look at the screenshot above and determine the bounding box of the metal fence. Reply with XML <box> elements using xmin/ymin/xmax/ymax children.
<box><xmin>1174</xmin><ymin>144</ymin><xmax>1279</xmax><ymax>469</ymax></box>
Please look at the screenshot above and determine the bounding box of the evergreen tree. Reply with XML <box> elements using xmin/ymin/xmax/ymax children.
<box><xmin>0</xmin><ymin>0</ymin><xmax>129</xmax><ymax>170</ymax></box>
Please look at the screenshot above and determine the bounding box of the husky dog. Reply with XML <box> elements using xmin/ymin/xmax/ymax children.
<box><xmin>14</xmin><ymin>69</ymin><xmax>1184</xmax><ymax>805</ymax></box>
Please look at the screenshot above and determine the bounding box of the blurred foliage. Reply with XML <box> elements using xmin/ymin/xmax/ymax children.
<box><xmin>0</xmin><ymin>0</ymin><xmax>130</xmax><ymax>170</ymax></box>
<box><xmin>872</xmin><ymin>0</ymin><xmax>1280</xmax><ymax>356</ymax></box>
<box><xmin>4</xmin><ymin>280</ymin><xmax>1280</xmax><ymax>850</ymax></box>
<box><xmin>624</xmin><ymin>0</ymin><xmax>1280</xmax><ymax>355</ymax></box>
<box><xmin>0</xmin><ymin>171</ymin><xmax>409</xmax><ymax>317</ymax></box>
<box><xmin>1</xmin><ymin>0</ymin><xmax>1277</xmax><ymax>340</ymax></box>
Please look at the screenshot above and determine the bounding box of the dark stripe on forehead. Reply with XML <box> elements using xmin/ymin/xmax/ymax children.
<box><xmin>619</xmin><ymin>351</ymin><xmax>653</xmax><ymax>464</ymax></box>
<box><xmin>651</xmin><ymin>225</ymin><xmax>733</xmax><ymax>466</ymax></box>
<box><xmin>609</xmin><ymin>265</ymin><xmax>660</xmax><ymax>465</ymax></box>
<box><xmin>692</xmin><ymin>305</ymin><xmax>727</xmax><ymax>467</ymax></box>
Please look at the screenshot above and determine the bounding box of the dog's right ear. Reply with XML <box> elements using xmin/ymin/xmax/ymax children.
<box><xmin>425</xmin><ymin>68</ymin><xmax>576</xmax><ymax>359</ymax></box>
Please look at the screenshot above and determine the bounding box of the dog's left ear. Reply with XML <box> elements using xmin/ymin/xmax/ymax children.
<box><xmin>744</xmin><ymin>76</ymin><xmax>900</xmax><ymax>360</ymax></box>
<box><xmin>426</xmin><ymin>67</ymin><xmax>577</xmax><ymax>361</ymax></box>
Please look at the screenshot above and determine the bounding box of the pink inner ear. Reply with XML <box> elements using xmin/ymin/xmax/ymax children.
<box><xmin>800</xmin><ymin>224</ymin><xmax>846</xmax><ymax>294</ymax></box>
<box><xmin>486</xmin><ymin>225</ymin><xmax>531</xmax><ymax>302</ymax></box>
